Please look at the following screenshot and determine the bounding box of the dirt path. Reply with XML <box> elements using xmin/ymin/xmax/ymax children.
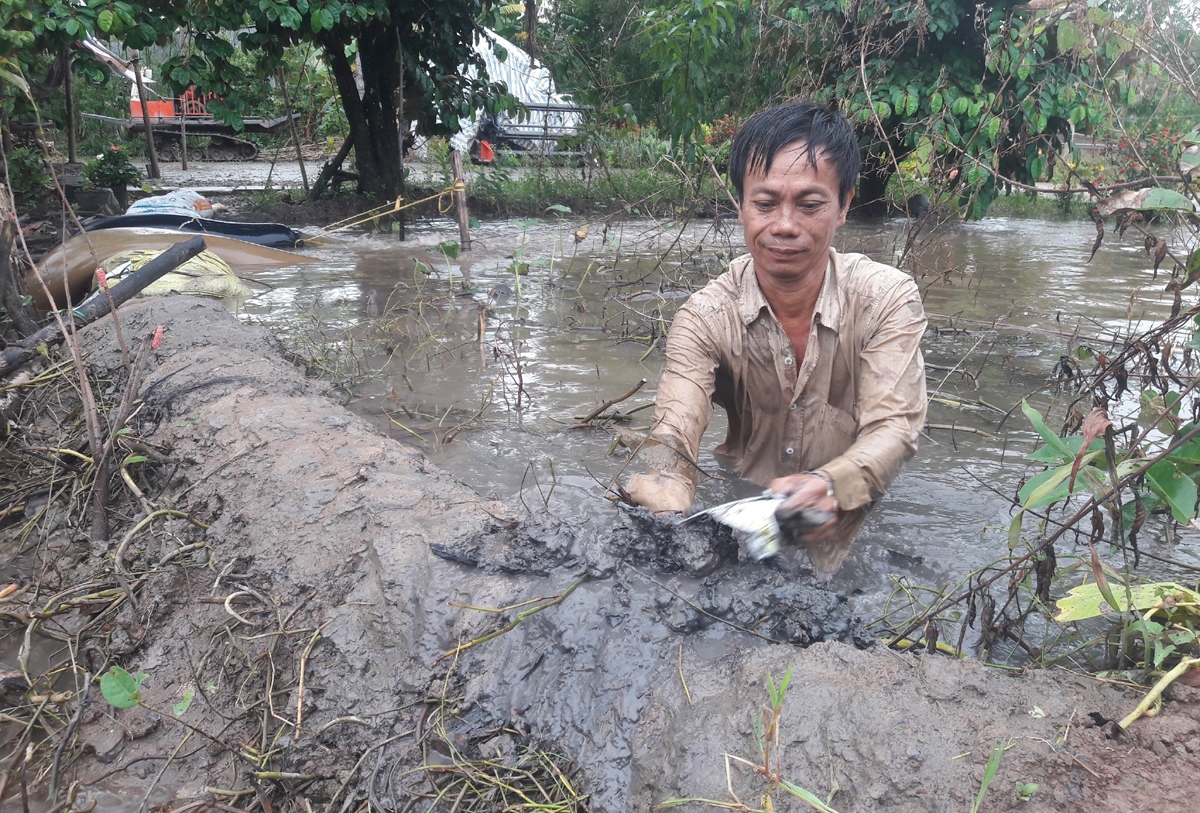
<box><xmin>8</xmin><ymin>295</ymin><xmax>1199</xmax><ymax>812</ymax></box>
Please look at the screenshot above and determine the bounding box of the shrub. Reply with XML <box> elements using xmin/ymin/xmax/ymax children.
<box><xmin>84</xmin><ymin>145</ymin><xmax>141</xmax><ymax>188</ymax></box>
<box><xmin>6</xmin><ymin>147</ymin><xmax>50</xmax><ymax>198</ymax></box>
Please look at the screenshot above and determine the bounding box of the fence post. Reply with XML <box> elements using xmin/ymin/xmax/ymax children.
<box><xmin>451</xmin><ymin>149</ymin><xmax>471</xmax><ymax>251</ymax></box>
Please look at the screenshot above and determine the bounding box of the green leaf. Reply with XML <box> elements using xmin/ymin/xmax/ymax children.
<box><xmin>1021</xmin><ymin>400</ymin><xmax>1072</xmax><ymax>461</ymax></box>
<box><xmin>1057</xmin><ymin>20</ymin><xmax>1084</xmax><ymax>52</ymax></box>
<box><xmin>971</xmin><ymin>744</ymin><xmax>1005</xmax><ymax>813</ymax></box>
<box><xmin>544</xmin><ymin>204</ymin><xmax>572</xmax><ymax>214</ymax></box>
<box><xmin>0</xmin><ymin>63</ymin><xmax>29</xmax><ymax>94</ymax></box>
<box><xmin>100</xmin><ymin>666</ymin><xmax>146</xmax><ymax>709</ymax></box>
<box><xmin>780</xmin><ymin>780</ymin><xmax>840</xmax><ymax>813</ymax></box>
<box><xmin>122</xmin><ymin>454</ymin><xmax>149</xmax><ymax>466</ymax></box>
<box><xmin>1017</xmin><ymin>457</ymin><xmax>1096</xmax><ymax>509</ymax></box>
<box><xmin>172</xmin><ymin>689</ymin><xmax>195</xmax><ymax>715</ymax></box>
<box><xmin>1168</xmin><ymin>434</ymin><xmax>1200</xmax><ymax>466</ymax></box>
<box><xmin>97</xmin><ymin>9</ymin><xmax>114</xmax><ymax>31</ymax></box>
<box><xmin>1008</xmin><ymin>513</ymin><xmax>1023</xmax><ymax>550</ymax></box>
<box><xmin>1146</xmin><ymin>459</ymin><xmax>1198</xmax><ymax>522</ymax></box>
<box><xmin>1139</xmin><ymin>390</ymin><xmax>1181</xmax><ymax>432</ymax></box>
<box><xmin>1054</xmin><ymin>581</ymin><xmax>1200</xmax><ymax>623</ymax></box>
<box><xmin>984</xmin><ymin>116</ymin><xmax>1001</xmax><ymax>144</ymax></box>
<box><xmin>1136</xmin><ymin>188</ymin><xmax>1194</xmax><ymax>212</ymax></box>
<box><xmin>433</xmin><ymin>239</ymin><xmax>458</xmax><ymax>259</ymax></box>
<box><xmin>1024</xmin><ymin>435</ymin><xmax>1099</xmax><ymax>464</ymax></box>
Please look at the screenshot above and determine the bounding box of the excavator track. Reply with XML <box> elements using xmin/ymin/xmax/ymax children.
<box><xmin>82</xmin><ymin>113</ymin><xmax>297</xmax><ymax>163</ymax></box>
<box><xmin>152</xmin><ymin>132</ymin><xmax>259</xmax><ymax>162</ymax></box>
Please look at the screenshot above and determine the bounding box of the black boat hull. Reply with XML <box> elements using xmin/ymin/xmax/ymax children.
<box><xmin>84</xmin><ymin>213</ymin><xmax>301</xmax><ymax>248</ymax></box>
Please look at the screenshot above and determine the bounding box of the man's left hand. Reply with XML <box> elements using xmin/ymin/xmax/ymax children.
<box><xmin>768</xmin><ymin>471</ymin><xmax>838</xmax><ymax>543</ymax></box>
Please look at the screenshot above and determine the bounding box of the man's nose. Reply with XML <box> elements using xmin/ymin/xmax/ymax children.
<box><xmin>769</xmin><ymin>202</ymin><xmax>803</xmax><ymax>235</ymax></box>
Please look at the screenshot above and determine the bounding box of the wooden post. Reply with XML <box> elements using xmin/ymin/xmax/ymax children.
<box><xmin>450</xmin><ymin>149</ymin><xmax>471</xmax><ymax>251</ymax></box>
<box><xmin>179</xmin><ymin>93</ymin><xmax>188</xmax><ymax>170</ymax></box>
<box><xmin>278</xmin><ymin>70</ymin><xmax>308</xmax><ymax>192</ymax></box>
<box><xmin>130</xmin><ymin>52</ymin><xmax>160</xmax><ymax>180</ymax></box>
<box><xmin>63</xmin><ymin>50</ymin><xmax>77</xmax><ymax>164</ymax></box>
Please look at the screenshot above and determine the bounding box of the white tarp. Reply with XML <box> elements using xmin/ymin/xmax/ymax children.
<box><xmin>450</xmin><ymin>29</ymin><xmax>582</xmax><ymax>153</ymax></box>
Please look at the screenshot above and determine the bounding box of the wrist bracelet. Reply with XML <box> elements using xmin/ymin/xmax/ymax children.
<box><xmin>803</xmin><ymin>470</ymin><xmax>835</xmax><ymax>500</ymax></box>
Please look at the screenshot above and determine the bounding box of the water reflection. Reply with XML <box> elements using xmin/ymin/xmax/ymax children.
<box><xmin>239</xmin><ymin>213</ymin><xmax>1200</xmax><ymax>646</ymax></box>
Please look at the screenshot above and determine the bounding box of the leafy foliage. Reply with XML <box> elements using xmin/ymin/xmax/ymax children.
<box><xmin>99</xmin><ymin>665</ymin><xmax>146</xmax><ymax>708</ymax></box>
<box><xmin>544</xmin><ymin>0</ymin><xmax>1142</xmax><ymax>215</ymax></box>
<box><xmin>640</xmin><ymin>0</ymin><xmax>735</xmax><ymax>154</ymax></box>
<box><xmin>0</xmin><ymin>0</ymin><xmax>511</xmax><ymax>198</ymax></box>
<box><xmin>5</xmin><ymin>145</ymin><xmax>48</xmax><ymax>197</ymax></box>
<box><xmin>83</xmin><ymin>144</ymin><xmax>141</xmax><ymax>188</ymax></box>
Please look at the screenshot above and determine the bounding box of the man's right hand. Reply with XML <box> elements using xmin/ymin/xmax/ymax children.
<box><xmin>625</xmin><ymin>472</ymin><xmax>692</xmax><ymax>514</ymax></box>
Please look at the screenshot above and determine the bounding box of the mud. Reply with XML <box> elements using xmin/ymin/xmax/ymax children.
<box><xmin>5</xmin><ymin>294</ymin><xmax>1200</xmax><ymax>812</ymax></box>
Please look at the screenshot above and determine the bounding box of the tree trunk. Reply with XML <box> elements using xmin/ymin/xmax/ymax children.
<box><xmin>110</xmin><ymin>184</ymin><xmax>129</xmax><ymax>211</ymax></box>
<box><xmin>0</xmin><ymin>220</ymin><xmax>38</xmax><ymax>338</ymax></box>
<box><xmin>525</xmin><ymin>0</ymin><xmax>538</xmax><ymax>58</ymax></box>
<box><xmin>854</xmin><ymin>149</ymin><xmax>892</xmax><ymax>218</ymax></box>
<box><xmin>326</xmin><ymin>29</ymin><xmax>401</xmax><ymax>199</ymax></box>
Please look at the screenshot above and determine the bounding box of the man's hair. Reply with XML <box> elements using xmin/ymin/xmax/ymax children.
<box><xmin>728</xmin><ymin>102</ymin><xmax>861</xmax><ymax>205</ymax></box>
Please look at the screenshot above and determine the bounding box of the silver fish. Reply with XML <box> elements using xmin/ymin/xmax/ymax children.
<box><xmin>685</xmin><ymin>491</ymin><xmax>836</xmax><ymax>561</ymax></box>
<box><xmin>684</xmin><ymin>491</ymin><xmax>784</xmax><ymax>560</ymax></box>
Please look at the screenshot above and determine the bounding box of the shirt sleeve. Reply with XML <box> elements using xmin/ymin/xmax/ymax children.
<box><xmin>628</xmin><ymin>304</ymin><xmax>720</xmax><ymax>510</ymax></box>
<box><xmin>820</xmin><ymin>277</ymin><xmax>927</xmax><ymax>511</ymax></box>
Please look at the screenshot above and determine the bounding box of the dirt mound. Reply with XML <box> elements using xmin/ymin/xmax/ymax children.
<box><xmin>5</xmin><ymin>295</ymin><xmax>1198</xmax><ymax>812</ymax></box>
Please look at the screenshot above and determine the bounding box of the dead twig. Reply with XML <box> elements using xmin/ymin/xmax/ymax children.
<box><xmin>436</xmin><ymin>575</ymin><xmax>588</xmax><ymax>663</ymax></box>
<box><xmin>568</xmin><ymin>378</ymin><xmax>647</xmax><ymax>428</ymax></box>
<box><xmin>294</xmin><ymin>621</ymin><xmax>332</xmax><ymax>741</ymax></box>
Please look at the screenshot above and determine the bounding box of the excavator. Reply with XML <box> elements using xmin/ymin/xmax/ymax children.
<box><xmin>79</xmin><ymin>38</ymin><xmax>298</xmax><ymax>162</ymax></box>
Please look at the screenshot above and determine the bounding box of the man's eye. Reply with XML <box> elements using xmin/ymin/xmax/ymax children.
<box><xmin>754</xmin><ymin>201</ymin><xmax>774</xmax><ymax>211</ymax></box>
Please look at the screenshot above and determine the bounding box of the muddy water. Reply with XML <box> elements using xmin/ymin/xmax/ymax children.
<box><xmin>240</xmin><ymin>213</ymin><xmax>1200</xmax><ymax>644</ymax></box>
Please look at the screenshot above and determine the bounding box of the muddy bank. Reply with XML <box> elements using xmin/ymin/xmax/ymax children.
<box><xmin>5</xmin><ymin>295</ymin><xmax>1198</xmax><ymax>811</ymax></box>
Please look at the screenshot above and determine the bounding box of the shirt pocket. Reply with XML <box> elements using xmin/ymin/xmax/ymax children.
<box><xmin>805</xmin><ymin>402</ymin><xmax>858</xmax><ymax>470</ymax></box>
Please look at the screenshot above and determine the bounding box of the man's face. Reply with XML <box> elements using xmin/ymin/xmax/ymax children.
<box><xmin>738</xmin><ymin>141</ymin><xmax>852</xmax><ymax>285</ymax></box>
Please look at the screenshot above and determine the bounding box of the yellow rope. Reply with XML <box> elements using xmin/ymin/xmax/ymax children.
<box><xmin>305</xmin><ymin>181</ymin><xmax>467</xmax><ymax>242</ymax></box>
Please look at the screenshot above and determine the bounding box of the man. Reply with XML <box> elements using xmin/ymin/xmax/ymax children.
<box><xmin>625</xmin><ymin>102</ymin><xmax>927</xmax><ymax>573</ymax></box>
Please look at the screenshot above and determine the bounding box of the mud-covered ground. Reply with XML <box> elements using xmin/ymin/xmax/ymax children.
<box><xmin>2</xmin><ymin>294</ymin><xmax>1198</xmax><ymax>812</ymax></box>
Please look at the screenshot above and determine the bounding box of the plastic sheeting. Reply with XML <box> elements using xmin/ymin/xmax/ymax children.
<box><xmin>101</xmin><ymin>248</ymin><xmax>254</xmax><ymax>300</ymax></box>
<box><xmin>126</xmin><ymin>190</ymin><xmax>217</xmax><ymax>219</ymax></box>
<box><xmin>449</xmin><ymin>29</ymin><xmax>582</xmax><ymax>154</ymax></box>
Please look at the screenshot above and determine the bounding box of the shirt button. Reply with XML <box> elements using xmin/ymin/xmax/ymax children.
<box><xmin>784</xmin><ymin>357</ymin><xmax>794</xmax><ymax>366</ymax></box>
<box><xmin>789</xmin><ymin>403</ymin><xmax>797</xmax><ymax>411</ymax></box>
<box><xmin>785</xmin><ymin>447</ymin><xmax>795</xmax><ymax>455</ymax></box>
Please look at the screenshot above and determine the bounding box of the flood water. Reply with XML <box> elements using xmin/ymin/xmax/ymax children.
<box><xmin>240</xmin><ymin>211</ymin><xmax>1200</xmax><ymax>646</ymax></box>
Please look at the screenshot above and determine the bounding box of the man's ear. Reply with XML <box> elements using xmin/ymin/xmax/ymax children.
<box><xmin>736</xmin><ymin>200</ymin><xmax>745</xmax><ymax>224</ymax></box>
<box><xmin>838</xmin><ymin>190</ymin><xmax>855</xmax><ymax>226</ymax></box>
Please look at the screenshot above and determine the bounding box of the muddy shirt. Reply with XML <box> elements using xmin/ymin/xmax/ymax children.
<box><xmin>637</xmin><ymin>249</ymin><xmax>927</xmax><ymax>524</ymax></box>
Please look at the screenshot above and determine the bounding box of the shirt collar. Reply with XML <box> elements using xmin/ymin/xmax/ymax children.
<box><xmin>734</xmin><ymin>249</ymin><xmax>843</xmax><ymax>327</ymax></box>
